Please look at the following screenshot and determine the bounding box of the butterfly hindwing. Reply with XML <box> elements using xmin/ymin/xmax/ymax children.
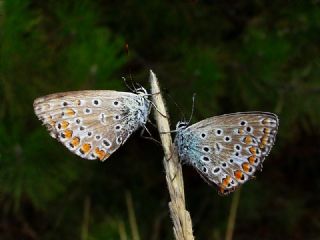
<box><xmin>34</xmin><ymin>90</ymin><xmax>150</xmax><ymax>161</ymax></box>
<box><xmin>175</xmin><ymin>112</ymin><xmax>279</xmax><ymax>195</ymax></box>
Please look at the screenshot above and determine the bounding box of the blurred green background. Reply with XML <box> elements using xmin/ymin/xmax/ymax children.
<box><xmin>1</xmin><ymin>0</ymin><xmax>320</xmax><ymax>239</ymax></box>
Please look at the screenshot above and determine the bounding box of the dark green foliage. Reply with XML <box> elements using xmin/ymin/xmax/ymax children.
<box><xmin>1</xmin><ymin>0</ymin><xmax>320</xmax><ymax>239</ymax></box>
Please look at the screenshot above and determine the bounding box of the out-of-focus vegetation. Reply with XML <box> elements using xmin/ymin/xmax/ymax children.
<box><xmin>1</xmin><ymin>0</ymin><xmax>320</xmax><ymax>239</ymax></box>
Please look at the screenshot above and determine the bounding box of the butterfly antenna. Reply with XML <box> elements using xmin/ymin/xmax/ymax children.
<box><xmin>124</xmin><ymin>42</ymin><xmax>138</xmax><ymax>92</ymax></box>
<box><xmin>129</xmin><ymin>72</ymin><xmax>138</xmax><ymax>92</ymax></box>
<box><xmin>135</xmin><ymin>82</ymin><xmax>143</xmax><ymax>90</ymax></box>
<box><xmin>164</xmin><ymin>88</ymin><xmax>186</xmax><ymax>122</ymax></box>
<box><xmin>187</xmin><ymin>93</ymin><xmax>196</xmax><ymax>125</ymax></box>
<box><xmin>122</xmin><ymin>77</ymin><xmax>134</xmax><ymax>92</ymax></box>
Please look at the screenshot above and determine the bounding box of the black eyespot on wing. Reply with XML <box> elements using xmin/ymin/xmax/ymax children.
<box><xmin>213</xmin><ymin>167</ymin><xmax>220</xmax><ymax>173</ymax></box>
<box><xmin>103</xmin><ymin>140</ymin><xmax>110</xmax><ymax>147</ymax></box>
<box><xmin>203</xmin><ymin>147</ymin><xmax>209</xmax><ymax>152</ymax></box>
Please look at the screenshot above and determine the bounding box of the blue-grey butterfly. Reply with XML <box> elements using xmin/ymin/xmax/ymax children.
<box><xmin>174</xmin><ymin>112</ymin><xmax>279</xmax><ymax>195</ymax></box>
<box><xmin>33</xmin><ymin>87</ymin><xmax>150</xmax><ymax>161</ymax></box>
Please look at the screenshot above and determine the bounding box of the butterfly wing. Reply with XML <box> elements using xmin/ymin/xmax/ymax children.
<box><xmin>34</xmin><ymin>90</ymin><xmax>149</xmax><ymax>161</ymax></box>
<box><xmin>175</xmin><ymin>112</ymin><xmax>279</xmax><ymax>195</ymax></box>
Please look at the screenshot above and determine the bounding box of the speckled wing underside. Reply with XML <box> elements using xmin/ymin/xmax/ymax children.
<box><xmin>179</xmin><ymin>112</ymin><xmax>279</xmax><ymax>195</ymax></box>
<box><xmin>34</xmin><ymin>90</ymin><xmax>145</xmax><ymax>161</ymax></box>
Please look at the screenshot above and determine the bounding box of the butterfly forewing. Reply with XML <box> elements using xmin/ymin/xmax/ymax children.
<box><xmin>175</xmin><ymin>112</ymin><xmax>279</xmax><ymax>195</ymax></box>
<box><xmin>34</xmin><ymin>90</ymin><xmax>150</xmax><ymax>161</ymax></box>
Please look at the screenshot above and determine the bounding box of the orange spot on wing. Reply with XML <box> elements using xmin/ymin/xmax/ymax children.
<box><xmin>242</xmin><ymin>163</ymin><xmax>250</xmax><ymax>173</ymax></box>
<box><xmin>263</xmin><ymin>128</ymin><xmax>271</xmax><ymax>134</ymax></box>
<box><xmin>65</xmin><ymin>108</ymin><xmax>75</xmax><ymax>116</ymax></box>
<box><xmin>261</xmin><ymin>136</ymin><xmax>268</xmax><ymax>145</ymax></box>
<box><xmin>244</xmin><ymin>136</ymin><xmax>252</xmax><ymax>144</ymax></box>
<box><xmin>219</xmin><ymin>187</ymin><xmax>225</xmax><ymax>194</ymax></box>
<box><xmin>71</xmin><ymin>137</ymin><xmax>80</xmax><ymax>147</ymax></box>
<box><xmin>238</xmin><ymin>129</ymin><xmax>244</xmax><ymax>134</ymax></box>
<box><xmin>81</xmin><ymin>143</ymin><xmax>91</xmax><ymax>154</ymax></box>
<box><xmin>64</xmin><ymin>130</ymin><xmax>73</xmax><ymax>139</ymax></box>
<box><xmin>234</xmin><ymin>170</ymin><xmax>243</xmax><ymax>180</ymax></box>
<box><xmin>222</xmin><ymin>175</ymin><xmax>231</xmax><ymax>187</ymax></box>
<box><xmin>248</xmin><ymin>155</ymin><xmax>256</xmax><ymax>164</ymax></box>
<box><xmin>61</xmin><ymin>120</ymin><xmax>69</xmax><ymax>129</ymax></box>
<box><xmin>262</xmin><ymin>118</ymin><xmax>271</xmax><ymax>124</ymax></box>
<box><xmin>95</xmin><ymin>148</ymin><xmax>108</xmax><ymax>161</ymax></box>
<box><xmin>249</xmin><ymin>146</ymin><xmax>256</xmax><ymax>154</ymax></box>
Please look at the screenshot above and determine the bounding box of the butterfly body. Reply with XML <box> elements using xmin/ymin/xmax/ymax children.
<box><xmin>174</xmin><ymin>112</ymin><xmax>279</xmax><ymax>195</ymax></box>
<box><xmin>34</xmin><ymin>88</ymin><xmax>150</xmax><ymax>161</ymax></box>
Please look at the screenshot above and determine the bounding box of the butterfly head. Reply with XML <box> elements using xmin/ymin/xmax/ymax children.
<box><xmin>135</xmin><ymin>87</ymin><xmax>148</xmax><ymax>96</ymax></box>
<box><xmin>175</xmin><ymin>121</ymin><xmax>188</xmax><ymax>131</ymax></box>
<box><xmin>133</xmin><ymin>87</ymin><xmax>150</xmax><ymax>126</ymax></box>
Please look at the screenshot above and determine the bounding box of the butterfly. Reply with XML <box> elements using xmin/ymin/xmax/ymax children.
<box><xmin>174</xmin><ymin>112</ymin><xmax>279</xmax><ymax>195</ymax></box>
<box><xmin>33</xmin><ymin>87</ymin><xmax>150</xmax><ymax>161</ymax></box>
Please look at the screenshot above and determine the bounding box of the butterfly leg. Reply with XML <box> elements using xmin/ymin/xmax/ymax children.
<box><xmin>139</xmin><ymin>125</ymin><xmax>162</xmax><ymax>146</ymax></box>
<box><xmin>148</xmin><ymin>100</ymin><xmax>168</xmax><ymax>119</ymax></box>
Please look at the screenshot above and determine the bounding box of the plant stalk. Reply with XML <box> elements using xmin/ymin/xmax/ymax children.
<box><xmin>149</xmin><ymin>70</ymin><xmax>194</xmax><ymax>240</ymax></box>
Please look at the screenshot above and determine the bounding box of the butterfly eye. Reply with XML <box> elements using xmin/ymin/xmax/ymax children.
<box><xmin>176</xmin><ymin>121</ymin><xmax>188</xmax><ymax>130</ymax></box>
